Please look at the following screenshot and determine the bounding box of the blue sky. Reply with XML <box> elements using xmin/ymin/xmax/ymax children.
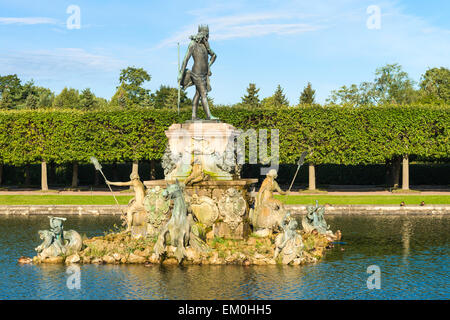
<box><xmin>0</xmin><ymin>0</ymin><xmax>449</xmax><ymax>104</ymax></box>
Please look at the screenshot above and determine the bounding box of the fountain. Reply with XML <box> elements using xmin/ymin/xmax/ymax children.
<box><xmin>24</xmin><ymin>24</ymin><xmax>341</xmax><ymax>267</ymax></box>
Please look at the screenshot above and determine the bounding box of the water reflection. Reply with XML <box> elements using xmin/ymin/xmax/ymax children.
<box><xmin>0</xmin><ymin>215</ymin><xmax>448</xmax><ymax>299</ymax></box>
<box><xmin>401</xmin><ymin>218</ymin><xmax>412</xmax><ymax>265</ymax></box>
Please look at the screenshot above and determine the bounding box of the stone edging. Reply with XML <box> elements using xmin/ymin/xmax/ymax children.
<box><xmin>0</xmin><ymin>204</ymin><xmax>448</xmax><ymax>215</ymax></box>
<box><xmin>286</xmin><ymin>204</ymin><xmax>450</xmax><ymax>215</ymax></box>
<box><xmin>0</xmin><ymin>205</ymin><xmax>125</xmax><ymax>215</ymax></box>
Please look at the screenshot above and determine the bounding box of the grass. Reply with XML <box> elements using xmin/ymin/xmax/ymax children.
<box><xmin>275</xmin><ymin>195</ymin><xmax>450</xmax><ymax>205</ymax></box>
<box><xmin>0</xmin><ymin>195</ymin><xmax>133</xmax><ymax>205</ymax></box>
<box><xmin>0</xmin><ymin>194</ymin><xmax>448</xmax><ymax>205</ymax></box>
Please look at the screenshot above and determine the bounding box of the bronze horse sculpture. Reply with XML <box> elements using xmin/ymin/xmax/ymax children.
<box><xmin>154</xmin><ymin>180</ymin><xmax>191</xmax><ymax>263</ymax></box>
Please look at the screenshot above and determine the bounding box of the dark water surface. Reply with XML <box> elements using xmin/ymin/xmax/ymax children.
<box><xmin>0</xmin><ymin>215</ymin><xmax>448</xmax><ymax>300</ymax></box>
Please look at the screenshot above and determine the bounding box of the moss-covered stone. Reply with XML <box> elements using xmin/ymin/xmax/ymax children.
<box><xmin>32</xmin><ymin>229</ymin><xmax>335</xmax><ymax>266</ymax></box>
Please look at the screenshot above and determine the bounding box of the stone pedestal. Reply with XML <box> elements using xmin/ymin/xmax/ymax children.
<box><xmin>162</xmin><ymin>121</ymin><xmax>241</xmax><ymax>181</ymax></box>
<box><xmin>155</xmin><ymin>120</ymin><xmax>257</xmax><ymax>240</ymax></box>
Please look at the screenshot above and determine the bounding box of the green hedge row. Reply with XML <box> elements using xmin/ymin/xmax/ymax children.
<box><xmin>0</xmin><ymin>105</ymin><xmax>448</xmax><ymax>166</ymax></box>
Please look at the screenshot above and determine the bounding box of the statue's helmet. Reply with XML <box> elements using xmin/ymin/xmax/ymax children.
<box><xmin>197</xmin><ymin>24</ymin><xmax>209</xmax><ymax>41</ymax></box>
<box><xmin>198</xmin><ymin>24</ymin><xmax>209</xmax><ymax>35</ymax></box>
<box><xmin>266</xmin><ymin>169</ymin><xmax>278</xmax><ymax>178</ymax></box>
<box><xmin>191</xmin><ymin>24</ymin><xmax>210</xmax><ymax>42</ymax></box>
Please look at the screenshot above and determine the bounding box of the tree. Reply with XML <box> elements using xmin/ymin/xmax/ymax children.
<box><xmin>273</xmin><ymin>85</ymin><xmax>289</xmax><ymax>106</ymax></box>
<box><xmin>373</xmin><ymin>63</ymin><xmax>417</xmax><ymax>105</ymax></box>
<box><xmin>0</xmin><ymin>74</ymin><xmax>23</xmax><ymax>108</ymax></box>
<box><xmin>79</xmin><ymin>88</ymin><xmax>97</xmax><ymax>110</ymax></box>
<box><xmin>25</xmin><ymin>94</ymin><xmax>39</xmax><ymax>109</ymax></box>
<box><xmin>241</xmin><ymin>83</ymin><xmax>261</xmax><ymax>107</ymax></box>
<box><xmin>299</xmin><ymin>82</ymin><xmax>316</xmax><ymax>104</ymax></box>
<box><xmin>262</xmin><ymin>85</ymin><xmax>289</xmax><ymax>107</ymax></box>
<box><xmin>53</xmin><ymin>87</ymin><xmax>80</xmax><ymax>108</ymax></box>
<box><xmin>36</xmin><ymin>87</ymin><xmax>54</xmax><ymax>108</ymax></box>
<box><xmin>118</xmin><ymin>66</ymin><xmax>151</xmax><ymax>106</ymax></box>
<box><xmin>0</xmin><ymin>75</ymin><xmax>55</xmax><ymax>109</ymax></box>
<box><xmin>110</xmin><ymin>83</ymin><xmax>129</xmax><ymax>108</ymax></box>
<box><xmin>0</xmin><ymin>74</ymin><xmax>22</xmax><ymax>100</ymax></box>
<box><xmin>327</xmin><ymin>63</ymin><xmax>417</xmax><ymax>106</ymax></box>
<box><xmin>18</xmin><ymin>80</ymin><xmax>37</xmax><ymax>103</ymax></box>
<box><xmin>151</xmin><ymin>85</ymin><xmax>191</xmax><ymax>109</ymax></box>
<box><xmin>140</xmin><ymin>94</ymin><xmax>154</xmax><ymax>108</ymax></box>
<box><xmin>419</xmin><ymin>67</ymin><xmax>450</xmax><ymax>103</ymax></box>
<box><xmin>95</xmin><ymin>97</ymin><xmax>108</xmax><ymax>109</ymax></box>
<box><xmin>0</xmin><ymin>88</ymin><xmax>13</xmax><ymax>109</ymax></box>
<box><xmin>327</xmin><ymin>83</ymin><xmax>375</xmax><ymax>106</ymax></box>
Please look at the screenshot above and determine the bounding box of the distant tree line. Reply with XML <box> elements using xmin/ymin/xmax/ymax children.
<box><xmin>0</xmin><ymin>66</ymin><xmax>192</xmax><ymax>111</ymax></box>
<box><xmin>2</xmin><ymin>64</ymin><xmax>448</xmax><ymax>111</ymax></box>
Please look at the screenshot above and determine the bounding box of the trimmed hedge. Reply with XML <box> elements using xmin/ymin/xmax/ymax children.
<box><xmin>0</xmin><ymin>105</ymin><xmax>448</xmax><ymax>166</ymax></box>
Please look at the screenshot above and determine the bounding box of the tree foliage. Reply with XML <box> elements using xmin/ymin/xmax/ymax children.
<box><xmin>0</xmin><ymin>74</ymin><xmax>23</xmax><ymax>109</ymax></box>
<box><xmin>419</xmin><ymin>67</ymin><xmax>450</xmax><ymax>104</ymax></box>
<box><xmin>241</xmin><ymin>83</ymin><xmax>261</xmax><ymax>107</ymax></box>
<box><xmin>373</xmin><ymin>63</ymin><xmax>417</xmax><ymax>104</ymax></box>
<box><xmin>53</xmin><ymin>87</ymin><xmax>80</xmax><ymax>109</ymax></box>
<box><xmin>0</xmin><ymin>74</ymin><xmax>22</xmax><ymax>99</ymax></box>
<box><xmin>150</xmin><ymin>85</ymin><xmax>191</xmax><ymax>109</ymax></box>
<box><xmin>262</xmin><ymin>84</ymin><xmax>289</xmax><ymax>107</ymax></box>
<box><xmin>118</xmin><ymin>66</ymin><xmax>151</xmax><ymax>106</ymax></box>
<box><xmin>327</xmin><ymin>63</ymin><xmax>418</xmax><ymax>106</ymax></box>
<box><xmin>79</xmin><ymin>88</ymin><xmax>97</xmax><ymax>110</ymax></box>
<box><xmin>0</xmin><ymin>105</ymin><xmax>447</xmax><ymax>169</ymax></box>
<box><xmin>110</xmin><ymin>83</ymin><xmax>129</xmax><ymax>109</ymax></box>
<box><xmin>299</xmin><ymin>82</ymin><xmax>316</xmax><ymax>105</ymax></box>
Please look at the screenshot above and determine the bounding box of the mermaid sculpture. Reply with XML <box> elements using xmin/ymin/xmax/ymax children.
<box><xmin>249</xmin><ymin>169</ymin><xmax>287</xmax><ymax>234</ymax></box>
<box><xmin>35</xmin><ymin>216</ymin><xmax>82</xmax><ymax>259</ymax></box>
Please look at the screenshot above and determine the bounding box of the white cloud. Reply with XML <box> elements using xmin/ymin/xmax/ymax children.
<box><xmin>214</xmin><ymin>23</ymin><xmax>322</xmax><ymax>40</ymax></box>
<box><xmin>0</xmin><ymin>17</ymin><xmax>59</xmax><ymax>25</ymax></box>
<box><xmin>157</xmin><ymin>11</ymin><xmax>324</xmax><ymax>48</ymax></box>
<box><xmin>0</xmin><ymin>48</ymin><xmax>125</xmax><ymax>79</ymax></box>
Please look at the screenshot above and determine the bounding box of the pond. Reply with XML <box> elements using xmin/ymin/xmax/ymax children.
<box><xmin>0</xmin><ymin>214</ymin><xmax>448</xmax><ymax>299</ymax></box>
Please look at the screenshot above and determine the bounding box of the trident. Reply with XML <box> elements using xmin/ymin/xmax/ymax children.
<box><xmin>90</xmin><ymin>156</ymin><xmax>123</xmax><ymax>215</ymax></box>
<box><xmin>288</xmin><ymin>151</ymin><xmax>308</xmax><ymax>193</ymax></box>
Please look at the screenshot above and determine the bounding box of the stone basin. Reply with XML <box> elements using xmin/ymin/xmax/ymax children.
<box><xmin>144</xmin><ymin>178</ymin><xmax>257</xmax><ymax>198</ymax></box>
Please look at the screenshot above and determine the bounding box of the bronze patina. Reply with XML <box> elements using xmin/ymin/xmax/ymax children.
<box><xmin>178</xmin><ymin>25</ymin><xmax>218</xmax><ymax>120</ymax></box>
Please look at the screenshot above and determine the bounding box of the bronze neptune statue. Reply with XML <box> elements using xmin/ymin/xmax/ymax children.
<box><xmin>178</xmin><ymin>25</ymin><xmax>218</xmax><ymax>120</ymax></box>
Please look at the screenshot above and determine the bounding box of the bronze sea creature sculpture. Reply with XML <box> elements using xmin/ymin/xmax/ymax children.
<box><xmin>35</xmin><ymin>216</ymin><xmax>82</xmax><ymax>259</ymax></box>
<box><xmin>154</xmin><ymin>180</ymin><xmax>191</xmax><ymax>263</ymax></box>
